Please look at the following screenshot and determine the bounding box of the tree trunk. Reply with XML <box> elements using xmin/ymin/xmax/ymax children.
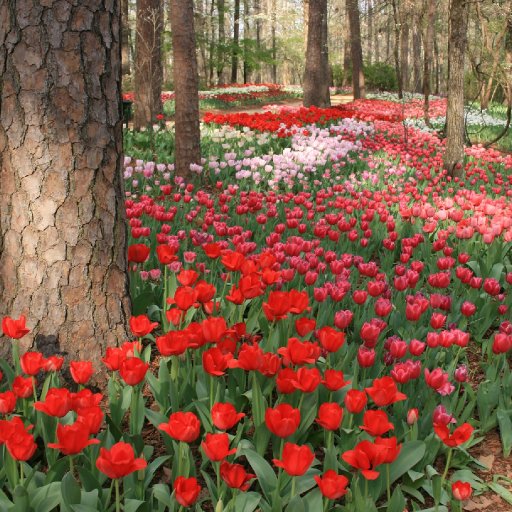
<box><xmin>209</xmin><ymin>0</ymin><xmax>216</xmax><ymax>86</ymax></box>
<box><xmin>367</xmin><ymin>0</ymin><xmax>373</xmax><ymax>65</ymax></box>
<box><xmin>231</xmin><ymin>0</ymin><xmax>240</xmax><ymax>83</ymax></box>
<box><xmin>434</xmin><ymin>29</ymin><xmax>440</xmax><ymax>95</ymax></box>
<box><xmin>170</xmin><ymin>0</ymin><xmax>201</xmax><ymax>178</ymax></box>
<box><xmin>243</xmin><ymin>0</ymin><xmax>250</xmax><ymax>84</ymax></box>
<box><xmin>122</xmin><ymin>0</ymin><xmax>131</xmax><ymax>75</ymax></box>
<box><xmin>255</xmin><ymin>0</ymin><xmax>262</xmax><ymax>83</ymax></box>
<box><xmin>134</xmin><ymin>0</ymin><xmax>163</xmax><ymax>129</ymax></box>
<box><xmin>217</xmin><ymin>0</ymin><xmax>226</xmax><ymax>83</ymax></box>
<box><xmin>400</xmin><ymin>16</ymin><xmax>410</xmax><ymax>91</ymax></box>
<box><xmin>423</xmin><ymin>0</ymin><xmax>436</xmax><ymax>124</ymax></box>
<box><xmin>412</xmin><ymin>22</ymin><xmax>422</xmax><ymax>93</ymax></box>
<box><xmin>271</xmin><ymin>0</ymin><xmax>277</xmax><ymax>83</ymax></box>
<box><xmin>304</xmin><ymin>0</ymin><xmax>331</xmax><ymax>106</ymax></box>
<box><xmin>444</xmin><ymin>0</ymin><xmax>468</xmax><ymax>177</ymax></box>
<box><xmin>347</xmin><ymin>0</ymin><xmax>366</xmax><ymax>99</ymax></box>
<box><xmin>391</xmin><ymin>0</ymin><xmax>403</xmax><ymax>99</ymax></box>
<box><xmin>0</xmin><ymin>0</ymin><xmax>130</xmax><ymax>365</ymax></box>
<box><xmin>343</xmin><ymin>0</ymin><xmax>352</xmax><ymax>86</ymax></box>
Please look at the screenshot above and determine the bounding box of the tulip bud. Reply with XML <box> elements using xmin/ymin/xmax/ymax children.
<box><xmin>407</xmin><ymin>408</ymin><xmax>419</xmax><ymax>425</ymax></box>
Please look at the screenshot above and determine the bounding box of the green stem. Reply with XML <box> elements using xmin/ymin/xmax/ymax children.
<box><xmin>364</xmin><ymin>477</ymin><xmax>369</xmax><ymax>500</ymax></box>
<box><xmin>323</xmin><ymin>497</ymin><xmax>330</xmax><ymax>512</ymax></box>
<box><xmin>437</xmin><ymin>449</ymin><xmax>453</xmax><ymax>511</ymax></box>
<box><xmin>386</xmin><ymin>463</ymin><xmax>391</xmax><ymax>503</ymax></box>
<box><xmin>163</xmin><ymin>265</ymin><xmax>168</xmax><ymax>331</ymax></box>
<box><xmin>115</xmin><ymin>478</ymin><xmax>121</xmax><ymax>512</ymax></box>
<box><xmin>19</xmin><ymin>462</ymin><xmax>24</xmax><ymax>486</ymax></box>
<box><xmin>130</xmin><ymin>385</ymin><xmax>140</xmax><ymax>436</ymax></box>
<box><xmin>12</xmin><ymin>340</ymin><xmax>20</xmax><ymax>374</ymax></box>
<box><xmin>291</xmin><ymin>477</ymin><xmax>296</xmax><ymax>500</ymax></box>
<box><xmin>69</xmin><ymin>456</ymin><xmax>75</xmax><ymax>478</ymax></box>
<box><xmin>32</xmin><ymin>378</ymin><xmax>38</xmax><ymax>403</ymax></box>
<box><xmin>216</xmin><ymin>461</ymin><xmax>222</xmax><ymax>502</ymax></box>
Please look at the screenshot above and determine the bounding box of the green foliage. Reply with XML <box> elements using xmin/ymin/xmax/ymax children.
<box><xmin>364</xmin><ymin>62</ymin><xmax>397</xmax><ymax>91</ymax></box>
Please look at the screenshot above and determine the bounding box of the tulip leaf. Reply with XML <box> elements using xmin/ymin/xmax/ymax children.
<box><xmin>302</xmin><ymin>488</ymin><xmax>323</xmax><ymax>512</ymax></box>
<box><xmin>144</xmin><ymin>455</ymin><xmax>171</xmax><ymax>488</ymax></box>
<box><xmin>29</xmin><ymin>482</ymin><xmax>61</xmax><ymax>512</ymax></box>
<box><xmin>124</xmin><ymin>499</ymin><xmax>145</xmax><ymax>512</ymax></box>
<box><xmin>388</xmin><ymin>441</ymin><xmax>426</xmax><ymax>486</ymax></box>
<box><xmin>285</xmin><ymin>494</ymin><xmax>305</xmax><ymax>512</ymax></box>
<box><xmin>235</xmin><ymin>491</ymin><xmax>261</xmax><ymax>512</ymax></box>
<box><xmin>61</xmin><ymin>472</ymin><xmax>81</xmax><ymax>509</ymax></box>
<box><xmin>488</xmin><ymin>481</ymin><xmax>512</xmax><ymax>505</ymax></box>
<box><xmin>151</xmin><ymin>484</ymin><xmax>172</xmax><ymax>508</ymax></box>
<box><xmin>386</xmin><ymin>485</ymin><xmax>405</xmax><ymax>512</ymax></box>
<box><xmin>497</xmin><ymin>408</ymin><xmax>512</xmax><ymax>457</ymax></box>
<box><xmin>237</xmin><ymin>445</ymin><xmax>277</xmax><ymax>500</ymax></box>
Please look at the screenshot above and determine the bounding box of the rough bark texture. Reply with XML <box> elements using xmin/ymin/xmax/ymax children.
<box><xmin>347</xmin><ymin>0</ymin><xmax>365</xmax><ymax>99</ymax></box>
<box><xmin>444</xmin><ymin>0</ymin><xmax>468</xmax><ymax>177</ymax></box>
<box><xmin>0</xmin><ymin>0</ymin><xmax>130</xmax><ymax>365</ymax></box>
<box><xmin>121</xmin><ymin>0</ymin><xmax>130</xmax><ymax>75</ymax></box>
<box><xmin>231</xmin><ymin>0</ymin><xmax>240</xmax><ymax>83</ymax></box>
<box><xmin>170</xmin><ymin>0</ymin><xmax>201</xmax><ymax>178</ymax></box>
<box><xmin>134</xmin><ymin>0</ymin><xmax>162</xmax><ymax>129</ymax></box>
<box><xmin>303</xmin><ymin>0</ymin><xmax>330</xmax><ymax>107</ymax></box>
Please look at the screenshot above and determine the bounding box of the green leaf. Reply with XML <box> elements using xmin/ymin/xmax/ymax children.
<box><xmin>238</xmin><ymin>444</ymin><xmax>277</xmax><ymax>500</ymax></box>
<box><xmin>388</xmin><ymin>441</ymin><xmax>426</xmax><ymax>485</ymax></box>
<box><xmin>30</xmin><ymin>482</ymin><xmax>62</xmax><ymax>512</ymax></box>
<box><xmin>302</xmin><ymin>488</ymin><xmax>323</xmax><ymax>511</ymax></box>
<box><xmin>488</xmin><ymin>482</ymin><xmax>512</xmax><ymax>505</ymax></box>
<box><xmin>497</xmin><ymin>408</ymin><xmax>512</xmax><ymax>457</ymax></box>
<box><xmin>124</xmin><ymin>499</ymin><xmax>145</xmax><ymax>512</ymax></box>
<box><xmin>235</xmin><ymin>492</ymin><xmax>261</xmax><ymax>512</ymax></box>
<box><xmin>387</xmin><ymin>485</ymin><xmax>405</xmax><ymax>512</ymax></box>
<box><xmin>61</xmin><ymin>472</ymin><xmax>81</xmax><ymax>510</ymax></box>
<box><xmin>285</xmin><ymin>494</ymin><xmax>305</xmax><ymax>512</ymax></box>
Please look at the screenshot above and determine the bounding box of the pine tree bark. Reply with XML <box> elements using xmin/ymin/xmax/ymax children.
<box><xmin>170</xmin><ymin>0</ymin><xmax>201</xmax><ymax>178</ymax></box>
<box><xmin>134</xmin><ymin>0</ymin><xmax>163</xmax><ymax>129</ymax></box>
<box><xmin>444</xmin><ymin>0</ymin><xmax>468</xmax><ymax>177</ymax></box>
<box><xmin>304</xmin><ymin>0</ymin><xmax>331</xmax><ymax>106</ymax></box>
<box><xmin>122</xmin><ymin>0</ymin><xmax>131</xmax><ymax>75</ymax></box>
<box><xmin>231</xmin><ymin>0</ymin><xmax>240</xmax><ymax>83</ymax></box>
<box><xmin>0</xmin><ymin>0</ymin><xmax>130</xmax><ymax>364</ymax></box>
<box><xmin>347</xmin><ymin>0</ymin><xmax>366</xmax><ymax>99</ymax></box>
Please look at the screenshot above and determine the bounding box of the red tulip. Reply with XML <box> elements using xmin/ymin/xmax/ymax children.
<box><xmin>174</xmin><ymin>476</ymin><xmax>202</xmax><ymax>507</ymax></box>
<box><xmin>20</xmin><ymin>352</ymin><xmax>45</xmax><ymax>376</ymax></box>
<box><xmin>119</xmin><ymin>357</ymin><xmax>149</xmax><ymax>386</ymax></box>
<box><xmin>211</xmin><ymin>403</ymin><xmax>245</xmax><ymax>430</ymax></box>
<box><xmin>127</xmin><ymin>244</ymin><xmax>150</xmax><ymax>263</ymax></box>
<box><xmin>344</xmin><ymin>389</ymin><xmax>368</xmax><ymax>414</ymax></box>
<box><xmin>202</xmin><ymin>347</ymin><xmax>232</xmax><ymax>376</ymax></box>
<box><xmin>156</xmin><ymin>331</ymin><xmax>189</xmax><ymax>357</ymax></box>
<box><xmin>102</xmin><ymin>347</ymin><xmax>126</xmax><ymax>371</ymax></box>
<box><xmin>452</xmin><ymin>481</ymin><xmax>472</xmax><ymax>500</ymax></box>
<box><xmin>316</xmin><ymin>402</ymin><xmax>343</xmax><ymax>430</ymax></box>
<box><xmin>263</xmin><ymin>291</ymin><xmax>291</xmax><ymax>321</ymax></box>
<box><xmin>360</xmin><ymin>410</ymin><xmax>394</xmax><ymax>437</ymax></box>
<box><xmin>77</xmin><ymin>406</ymin><xmax>104</xmax><ymax>434</ymax></box>
<box><xmin>0</xmin><ymin>391</ymin><xmax>16</xmax><ymax>415</ymax></box>
<box><xmin>317</xmin><ymin>327</ymin><xmax>346</xmax><ymax>353</ymax></box>
<box><xmin>12</xmin><ymin>376</ymin><xmax>33</xmax><ymax>399</ymax></box>
<box><xmin>48</xmin><ymin>421</ymin><xmax>100</xmax><ymax>455</ymax></box>
<box><xmin>272</xmin><ymin>442</ymin><xmax>315</xmax><ymax>476</ymax></box>
<box><xmin>295</xmin><ymin>318</ymin><xmax>316</xmax><ymax>337</ymax></box>
<box><xmin>44</xmin><ymin>355</ymin><xmax>64</xmax><ymax>372</ymax></box>
<box><xmin>322</xmin><ymin>370</ymin><xmax>350</xmax><ymax>391</ymax></box>
<box><xmin>70</xmin><ymin>361</ymin><xmax>93</xmax><ymax>385</ymax></box>
<box><xmin>201</xmin><ymin>433</ymin><xmax>236</xmax><ymax>461</ymax></box>
<box><xmin>365</xmin><ymin>377</ymin><xmax>407</xmax><ymax>406</ymax></box>
<box><xmin>96</xmin><ymin>442</ymin><xmax>147</xmax><ymax>479</ymax></box>
<box><xmin>314</xmin><ymin>470</ymin><xmax>349</xmax><ymax>500</ymax></box>
<box><xmin>158</xmin><ymin>412</ymin><xmax>201</xmax><ymax>443</ymax></box>
<box><xmin>220</xmin><ymin>461</ymin><xmax>256</xmax><ymax>491</ymax></box>
<box><xmin>202</xmin><ymin>317</ymin><xmax>228</xmax><ymax>343</ymax></box>
<box><xmin>341</xmin><ymin>440</ymin><xmax>388</xmax><ymax>480</ymax></box>
<box><xmin>6</xmin><ymin>425</ymin><xmax>37</xmax><ymax>461</ymax></box>
<box><xmin>374</xmin><ymin>436</ymin><xmax>401</xmax><ymax>463</ymax></box>
<box><xmin>34</xmin><ymin>388</ymin><xmax>72</xmax><ymax>417</ymax></box>
<box><xmin>434</xmin><ymin>422</ymin><xmax>473</xmax><ymax>447</ymax></box>
<box><xmin>71</xmin><ymin>389</ymin><xmax>103</xmax><ymax>410</ymax></box>
<box><xmin>1</xmin><ymin>315</ymin><xmax>30</xmax><ymax>339</ymax></box>
<box><xmin>265</xmin><ymin>404</ymin><xmax>301</xmax><ymax>438</ymax></box>
<box><xmin>277</xmin><ymin>338</ymin><xmax>320</xmax><ymax>366</ymax></box>
<box><xmin>129</xmin><ymin>315</ymin><xmax>158</xmax><ymax>337</ymax></box>
<box><xmin>156</xmin><ymin>244</ymin><xmax>178</xmax><ymax>264</ymax></box>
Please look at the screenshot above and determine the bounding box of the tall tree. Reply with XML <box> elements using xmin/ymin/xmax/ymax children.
<box><xmin>0</xmin><ymin>1</ymin><xmax>130</xmax><ymax>363</ymax></box>
<box><xmin>243</xmin><ymin>0</ymin><xmax>251</xmax><ymax>83</ymax></box>
<box><xmin>232</xmin><ymin>0</ymin><xmax>241</xmax><ymax>82</ymax></box>
<box><xmin>255</xmin><ymin>0</ymin><xmax>263</xmax><ymax>83</ymax></box>
<box><xmin>444</xmin><ymin>0</ymin><xmax>469</xmax><ymax>176</ymax></box>
<box><xmin>134</xmin><ymin>0</ymin><xmax>163</xmax><ymax>129</ymax></box>
<box><xmin>347</xmin><ymin>0</ymin><xmax>366</xmax><ymax>99</ymax></box>
<box><xmin>423</xmin><ymin>0</ymin><xmax>436</xmax><ymax>125</ymax></box>
<box><xmin>271</xmin><ymin>0</ymin><xmax>277</xmax><ymax>83</ymax></box>
<box><xmin>217</xmin><ymin>0</ymin><xmax>226</xmax><ymax>83</ymax></box>
<box><xmin>170</xmin><ymin>0</ymin><xmax>201</xmax><ymax>178</ymax></box>
<box><xmin>122</xmin><ymin>0</ymin><xmax>131</xmax><ymax>76</ymax></box>
<box><xmin>391</xmin><ymin>0</ymin><xmax>404</xmax><ymax>98</ymax></box>
<box><xmin>304</xmin><ymin>0</ymin><xmax>330</xmax><ymax>106</ymax></box>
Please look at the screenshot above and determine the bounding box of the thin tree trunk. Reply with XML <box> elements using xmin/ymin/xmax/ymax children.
<box><xmin>413</xmin><ymin>22</ymin><xmax>422</xmax><ymax>93</ymax></box>
<box><xmin>243</xmin><ymin>0</ymin><xmax>250</xmax><ymax>84</ymax></box>
<box><xmin>0</xmin><ymin>0</ymin><xmax>130</xmax><ymax>365</ymax></box>
<box><xmin>231</xmin><ymin>0</ymin><xmax>240</xmax><ymax>83</ymax></box>
<box><xmin>209</xmin><ymin>0</ymin><xmax>216</xmax><ymax>86</ymax></box>
<box><xmin>343</xmin><ymin>0</ymin><xmax>352</xmax><ymax>86</ymax></box>
<box><xmin>271</xmin><ymin>0</ymin><xmax>277</xmax><ymax>83</ymax></box>
<box><xmin>134</xmin><ymin>0</ymin><xmax>163</xmax><ymax>129</ymax></box>
<box><xmin>217</xmin><ymin>0</ymin><xmax>226</xmax><ymax>83</ymax></box>
<box><xmin>434</xmin><ymin>29</ymin><xmax>440</xmax><ymax>95</ymax></box>
<box><xmin>400</xmin><ymin>14</ymin><xmax>410</xmax><ymax>91</ymax></box>
<box><xmin>444</xmin><ymin>0</ymin><xmax>469</xmax><ymax>177</ymax></box>
<box><xmin>122</xmin><ymin>0</ymin><xmax>131</xmax><ymax>75</ymax></box>
<box><xmin>368</xmin><ymin>0</ymin><xmax>373</xmax><ymax>65</ymax></box>
<box><xmin>170</xmin><ymin>0</ymin><xmax>201</xmax><ymax>178</ymax></box>
<box><xmin>255</xmin><ymin>0</ymin><xmax>262</xmax><ymax>82</ymax></box>
<box><xmin>347</xmin><ymin>0</ymin><xmax>366</xmax><ymax>99</ymax></box>
<box><xmin>423</xmin><ymin>0</ymin><xmax>436</xmax><ymax>125</ymax></box>
<box><xmin>391</xmin><ymin>0</ymin><xmax>403</xmax><ymax>98</ymax></box>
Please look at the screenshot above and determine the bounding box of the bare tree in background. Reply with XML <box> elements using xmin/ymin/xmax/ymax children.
<box><xmin>347</xmin><ymin>0</ymin><xmax>365</xmax><ymax>99</ymax></box>
<box><xmin>134</xmin><ymin>0</ymin><xmax>163</xmax><ymax>130</ymax></box>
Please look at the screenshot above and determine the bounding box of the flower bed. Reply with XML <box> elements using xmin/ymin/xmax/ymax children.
<box><xmin>2</xmin><ymin>97</ymin><xmax>512</xmax><ymax>511</ymax></box>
